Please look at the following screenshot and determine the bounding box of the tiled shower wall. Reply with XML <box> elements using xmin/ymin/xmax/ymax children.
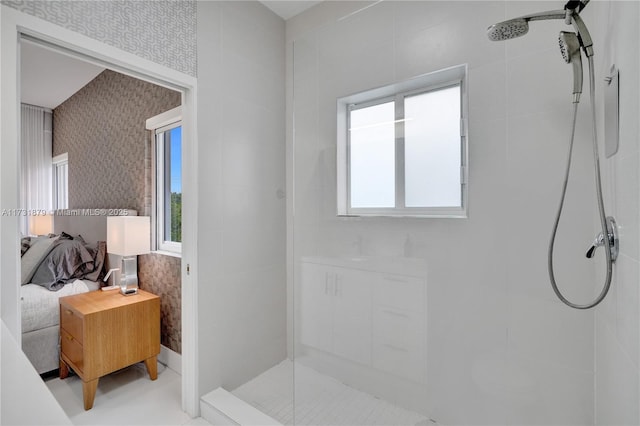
<box><xmin>287</xmin><ymin>1</ymin><xmax>618</xmax><ymax>424</ymax></box>
<box><xmin>593</xmin><ymin>1</ymin><xmax>640</xmax><ymax>424</ymax></box>
<box><xmin>196</xmin><ymin>1</ymin><xmax>287</xmax><ymax>395</ymax></box>
<box><xmin>53</xmin><ymin>69</ymin><xmax>183</xmax><ymax>353</ymax></box>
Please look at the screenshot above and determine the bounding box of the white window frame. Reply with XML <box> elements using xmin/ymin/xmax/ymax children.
<box><xmin>337</xmin><ymin>64</ymin><xmax>468</xmax><ymax>218</ymax></box>
<box><xmin>146</xmin><ymin>106</ymin><xmax>182</xmax><ymax>255</ymax></box>
<box><xmin>52</xmin><ymin>152</ymin><xmax>68</xmax><ymax>210</ymax></box>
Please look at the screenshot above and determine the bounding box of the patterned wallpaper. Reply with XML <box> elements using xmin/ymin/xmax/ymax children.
<box><xmin>53</xmin><ymin>69</ymin><xmax>183</xmax><ymax>353</ymax></box>
<box><xmin>1</xmin><ymin>0</ymin><xmax>197</xmax><ymax>77</ymax></box>
<box><xmin>54</xmin><ymin>69</ymin><xmax>181</xmax><ymax>212</ymax></box>
<box><xmin>139</xmin><ymin>253</ymin><xmax>182</xmax><ymax>353</ymax></box>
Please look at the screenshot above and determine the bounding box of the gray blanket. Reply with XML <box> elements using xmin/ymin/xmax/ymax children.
<box><xmin>30</xmin><ymin>239</ymin><xmax>106</xmax><ymax>291</ymax></box>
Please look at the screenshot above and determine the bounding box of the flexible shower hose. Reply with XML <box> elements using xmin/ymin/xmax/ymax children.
<box><xmin>548</xmin><ymin>56</ymin><xmax>613</xmax><ymax>309</ymax></box>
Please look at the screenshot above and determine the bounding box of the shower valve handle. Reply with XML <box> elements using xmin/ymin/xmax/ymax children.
<box><xmin>585</xmin><ymin>234</ymin><xmax>604</xmax><ymax>258</ymax></box>
<box><xmin>585</xmin><ymin>217</ymin><xmax>619</xmax><ymax>261</ymax></box>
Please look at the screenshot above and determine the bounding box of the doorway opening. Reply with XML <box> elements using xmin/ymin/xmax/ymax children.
<box><xmin>1</xmin><ymin>12</ymin><xmax>198</xmax><ymax>418</ymax></box>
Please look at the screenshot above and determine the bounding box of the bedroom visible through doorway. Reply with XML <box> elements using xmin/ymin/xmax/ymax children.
<box><xmin>18</xmin><ymin>36</ymin><xmax>186</xmax><ymax>411</ymax></box>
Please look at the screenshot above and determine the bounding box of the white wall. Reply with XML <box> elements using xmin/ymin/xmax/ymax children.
<box><xmin>196</xmin><ymin>1</ymin><xmax>287</xmax><ymax>396</ymax></box>
<box><xmin>287</xmin><ymin>1</ymin><xmax>614</xmax><ymax>424</ymax></box>
<box><xmin>1</xmin><ymin>320</ymin><xmax>71</xmax><ymax>425</ymax></box>
<box><xmin>593</xmin><ymin>1</ymin><xmax>640</xmax><ymax>424</ymax></box>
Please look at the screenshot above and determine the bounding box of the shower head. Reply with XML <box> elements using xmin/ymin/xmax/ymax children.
<box><xmin>559</xmin><ymin>31</ymin><xmax>583</xmax><ymax>101</ymax></box>
<box><xmin>487</xmin><ymin>19</ymin><xmax>528</xmax><ymax>41</ymax></box>
<box><xmin>559</xmin><ymin>31</ymin><xmax>580</xmax><ymax>63</ymax></box>
<box><xmin>487</xmin><ymin>10</ymin><xmax>566</xmax><ymax>42</ymax></box>
<box><xmin>487</xmin><ymin>8</ymin><xmax>594</xmax><ymax>57</ymax></box>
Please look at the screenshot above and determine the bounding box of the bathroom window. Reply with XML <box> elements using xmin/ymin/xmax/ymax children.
<box><xmin>337</xmin><ymin>65</ymin><xmax>468</xmax><ymax>217</ymax></box>
<box><xmin>146</xmin><ymin>107</ymin><xmax>182</xmax><ymax>254</ymax></box>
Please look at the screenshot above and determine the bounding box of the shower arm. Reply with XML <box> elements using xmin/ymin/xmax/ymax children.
<box><xmin>569</xmin><ymin>13</ymin><xmax>594</xmax><ymax>57</ymax></box>
<box><xmin>564</xmin><ymin>0</ymin><xmax>590</xmax><ymax>13</ymax></box>
<box><xmin>522</xmin><ymin>10</ymin><xmax>594</xmax><ymax>57</ymax></box>
<box><xmin>522</xmin><ymin>10</ymin><xmax>566</xmax><ymax>22</ymax></box>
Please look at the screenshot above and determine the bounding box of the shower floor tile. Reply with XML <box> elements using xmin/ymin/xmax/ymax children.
<box><xmin>232</xmin><ymin>360</ymin><xmax>430</xmax><ymax>426</ymax></box>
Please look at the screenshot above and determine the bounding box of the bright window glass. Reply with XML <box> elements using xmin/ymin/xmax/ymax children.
<box><xmin>162</xmin><ymin>126</ymin><xmax>182</xmax><ymax>243</ymax></box>
<box><xmin>337</xmin><ymin>64</ymin><xmax>467</xmax><ymax>217</ymax></box>
<box><xmin>156</xmin><ymin>123</ymin><xmax>182</xmax><ymax>252</ymax></box>
<box><xmin>52</xmin><ymin>154</ymin><xmax>68</xmax><ymax>210</ymax></box>
<box><xmin>404</xmin><ymin>86</ymin><xmax>461</xmax><ymax>207</ymax></box>
<box><xmin>349</xmin><ymin>101</ymin><xmax>395</xmax><ymax>208</ymax></box>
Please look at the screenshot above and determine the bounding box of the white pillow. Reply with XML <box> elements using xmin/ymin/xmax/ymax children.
<box><xmin>21</xmin><ymin>236</ymin><xmax>58</xmax><ymax>285</ymax></box>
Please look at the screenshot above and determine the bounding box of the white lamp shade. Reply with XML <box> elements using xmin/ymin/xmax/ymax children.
<box><xmin>29</xmin><ymin>214</ymin><xmax>53</xmax><ymax>236</ymax></box>
<box><xmin>106</xmin><ymin>216</ymin><xmax>151</xmax><ymax>256</ymax></box>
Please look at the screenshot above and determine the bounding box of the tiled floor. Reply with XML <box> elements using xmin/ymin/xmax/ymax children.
<box><xmin>45</xmin><ymin>362</ymin><xmax>209</xmax><ymax>426</ymax></box>
<box><xmin>232</xmin><ymin>360</ymin><xmax>430</xmax><ymax>426</ymax></box>
<box><xmin>45</xmin><ymin>359</ymin><xmax>430</xmax><ymax>425</ymax></box>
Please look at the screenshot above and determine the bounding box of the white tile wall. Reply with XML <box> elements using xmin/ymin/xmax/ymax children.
<box><xmin>197</xmin><ymin>1</ymin><xmax>287</xmax><ymax>396</ymax></box>
<box><xmin>592</xmin><ymin>1</ymin><xmax>640</xmax><ymax>425</ymax></box>
<box><xmin>287</xmin><ymin>1</ymin><xmax>640</xmax><ymax>424</ymax></box>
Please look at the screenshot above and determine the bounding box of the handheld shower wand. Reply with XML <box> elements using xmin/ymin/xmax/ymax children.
<box><xmin>487</xmin><ymin>3</ymin><xmax>618</xmax><ymax>310</ymax></box>
<box><xmin>558</xmin><ymin>31</ymin><xmax>583</xmax><ymax>102</ymax></box>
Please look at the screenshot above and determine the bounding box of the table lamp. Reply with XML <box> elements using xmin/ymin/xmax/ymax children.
<box><xmin>29</xmin><ymin>214</ymin><xmax>53</xmax><ymax>236</ymax></box>
<box><xmin>106</xmin><ymin>216</ymin><xmax>150</xmax><ymax>295</ymax></box>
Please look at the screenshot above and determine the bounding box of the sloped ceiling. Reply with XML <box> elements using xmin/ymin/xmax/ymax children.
<box><xmin>21</xmin><ymin>40</ymin><xmax>105</xmax><ymax>109</ymax></box>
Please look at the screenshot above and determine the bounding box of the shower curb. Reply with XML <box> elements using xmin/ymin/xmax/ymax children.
<box><xmin>200</xmin><ymin>387</ymin><xmax>282</xmax><ymax>426</ymax></box>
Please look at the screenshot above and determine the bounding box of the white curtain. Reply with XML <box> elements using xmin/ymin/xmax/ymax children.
<box><xmin>20</xmin><ymin>104</ymin><xmax>53</xmax><ymax>235</ymax></box>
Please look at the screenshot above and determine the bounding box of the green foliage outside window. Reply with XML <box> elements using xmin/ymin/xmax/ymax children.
<box><xmin>171</xmin><ymin>192</ymin><xmax>182</xmax><ymax>242</ymax></box>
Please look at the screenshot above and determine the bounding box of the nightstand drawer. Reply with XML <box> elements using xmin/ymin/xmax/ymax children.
<box><xmin>61</xmin><ymin>328</ymin><xmax>84</xmax><ymax>374</ymax></box>
<box><xmin>61</xmin><ymin>306</ymin><xmax>83</xmax><ymax>344</ymax></box>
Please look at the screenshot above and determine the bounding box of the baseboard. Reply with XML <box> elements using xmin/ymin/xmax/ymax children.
<box><xmin>200</xmin><ymin>388</ymin><xmax>282</xmax><ymax>426</ymax></box>
<box><xmin>159</xmin><ymin>345</ymin><xmax>181</xmax><ymax>375</ymax></box>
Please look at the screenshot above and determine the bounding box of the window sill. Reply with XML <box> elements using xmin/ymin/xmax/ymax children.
<box><xmin>338</xmin><ymin>206</ymin><xmax>467</xmax><ymax>218</ymax></box>
<box><xmin>151</xmin><ymin>249</ymin><xmax>182</xmax><ymax>259</ymax></box>
<box><xmin>338</xmin><ymin>214</ymin><xmax>468</xmax><ymax>219</ymax></box>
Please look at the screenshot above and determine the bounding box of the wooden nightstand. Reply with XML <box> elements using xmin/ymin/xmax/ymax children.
<box><xmin>59</xmin><ymin>289</ymin><xmax>160</xmax><ymax>410</ymax></box>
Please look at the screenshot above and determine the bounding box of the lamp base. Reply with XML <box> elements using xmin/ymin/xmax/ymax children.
<box><xmin>120</xmin><ymin>256</ymin><xmax>139</xmax><ymax>296</ymax></box>
<box><xmin>120</xmin><ymin>287</ymin><xmax>138</xmax><ymax>296</ymax></box>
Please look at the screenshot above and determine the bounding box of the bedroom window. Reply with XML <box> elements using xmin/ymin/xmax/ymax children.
<box><xmin>146</xmin><ymin>107</ymin><xmax>182</xmax><ymax>254</ymax></box>
<box><xmin>336</xmin><ymin>64</ymin><xmax>468</xmax><ymax>218</ymax></box>
<box><xmin>52</xmin><ymin>153</ymin><xmax>68</xmax><ymax>210</ymax></box>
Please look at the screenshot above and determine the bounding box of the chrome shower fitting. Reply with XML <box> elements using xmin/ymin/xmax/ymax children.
<box><xmin>564</xmin><ymin>0</ymin><xmax>590</xmax><ymax>14</ymax></box>
<box><xmin>558</xmin><ymin>31</ymin><xmax>583</xmax><ymax>102</ymax></box>
<box><xmin>487</xmin><ymin>2</ymin><xmax>618</xmax><ymax>310</ymax></box>
<box><xmin>486</xmin><ymin>10</ymin><xmax>566</xmax><ymax>41</ymax></box>
<box><xmin>486</xmin><ymin>7</ymin><xmax>593</xmax><ymax>57</ymax></box>
<box><xmin>586</xmin><ymin>217</ymin><xmax>619</xmax><ymax>261</ymax></box>
<box><xmin>486</xmin><ymin>18</ymin><xmax>530</xmax><ymax>41</ymax></box>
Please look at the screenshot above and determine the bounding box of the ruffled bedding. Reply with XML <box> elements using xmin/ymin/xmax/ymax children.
<box><xmin>20</xmin><ymin>232</ymin><xmax>106</xmax><ymax>334</ymax></box>
<box><xmin>20</xmin><ymin>228</ymin><xmax>112</xmax><ymax>373</ymax></box>
<box><xmin>21</xmin><ymin>234</ymin><xmax>106</xmax><ymax>291</ymax></box>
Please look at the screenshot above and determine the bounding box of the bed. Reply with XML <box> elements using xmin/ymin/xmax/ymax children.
<box><xmin>20</xmin><ymin>209</ymin><xmax>136</xmax><ymax>374</ymax></box>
